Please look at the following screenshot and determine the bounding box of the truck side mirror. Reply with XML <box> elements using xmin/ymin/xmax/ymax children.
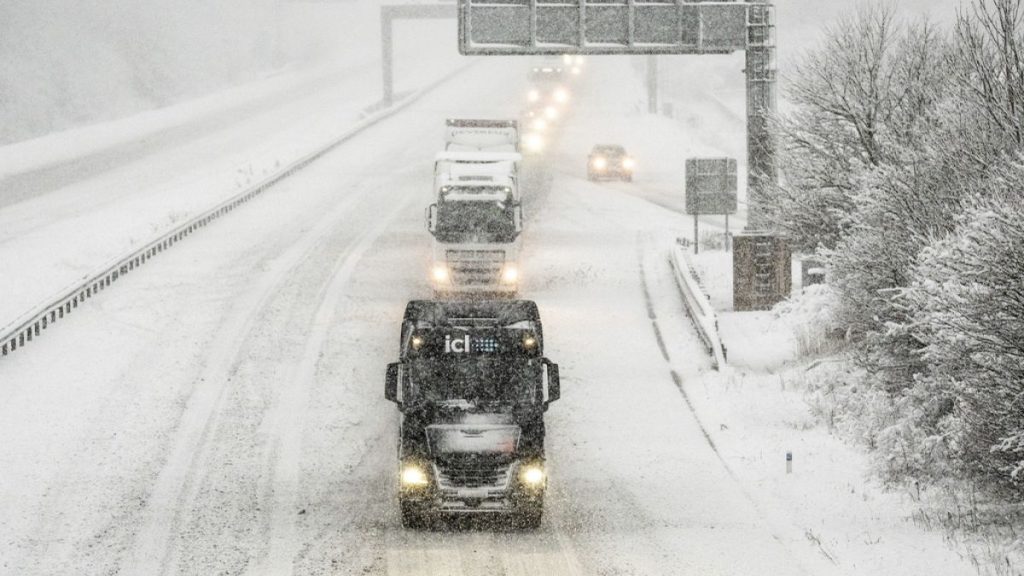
<box><xmin>543</xmin><ymin>358</ymin><xmax>560</xmax><ymax>405</ymax></box>
<box><xmin>426</xmin><ymin>204</ymin><xmax>438</xmax><ymax>235</ymax></box>
<box><xmin>385</xmin><ymin>362</ymin><xmax>401</xmax><ymax>406</ymax></box>
<box><xmin>514</xmin><ymin>204</ymin><xmax>524</xmax><ymax>234</ymax></box>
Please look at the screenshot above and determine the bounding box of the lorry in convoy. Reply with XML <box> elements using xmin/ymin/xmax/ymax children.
<box><xmin>444</xmin><ymin>118</ymin><xmax>519</xmax><ymax>153</ymax></box>
<box><xmin>428</xmin><ymin>119</ymin><xmax>524</xmax><ymax>295</ymax></box>
<box><xmin>384</xmin><ymin>300</ymin><xmax>560</xmax><ymax>529</ymax></box>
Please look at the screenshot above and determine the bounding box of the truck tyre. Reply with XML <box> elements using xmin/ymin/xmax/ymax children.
<box><xmin>400</xmin><ymin>501</ymin><xmax>428</xmax><ymax>530</ymax></box>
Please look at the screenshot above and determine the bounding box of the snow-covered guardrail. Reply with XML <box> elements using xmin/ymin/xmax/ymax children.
<box><xmin>0</xmin><ymin>64</ymin><xmax>473</xmax><ymax>359</ymax></box>
<box><xmin>669</xmin><ymin>241</ymin><xmax>727</xmax><ymax>370</ymax></box>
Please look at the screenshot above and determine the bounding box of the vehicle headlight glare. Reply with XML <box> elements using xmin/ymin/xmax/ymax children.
<box><xmin>622</xmin><ymin>157</ymin><xmax>635</xmax><ymax>170</ymax></box>
<box><xmin>527</xmin><ymin>89</ymin><xmax>540</xmax><ymax>102</ymax></box>
<box><xmin>524</xmin><ymin>133</ymin><xmax>544</xmax><ymax>153</ymax></box>
<box><xmin>502</xmin><ymin>265</ymin><xmax>519</xmax><ymax>283</ymax></box>
<box><xmin>531</xmin><ymin>118</ymin><xmax>547</xmax><ymax>132</ymax></box>
<box><xmin>544</xmin><ymin>106</ymin><xmax>558</xmax><ymax>120</ymax></box>
<box><xmin>554</xmin><ymin>87</ymin><xmax>569</xmax><ymax>103</ymax></box>
<box><xmin>432</xmin><ymin>265</ymin><xmax>449</xmax><ymax>282</ymax></box>
<box><xmin>401</xmin><ymin>465</ymin><xmax>429</xmax><ymax>487</ymax></box>
<box><xmin>521</xmin><ymin>465</ymin><xmax>545</xmax><ymax>486</ymax></box>
<box><xmin>523</xmin><ymin>335</ymin><xmax>537</xmax><ymax>349</ymax></box>
<box><xmin>592</xmin><ymin>157</ymin><xmax>607</xmax><ymax>170</ymax></box>
<box><xmin>411</xmin><ymin>335</ymin><xmax>425</xmax><ymax>350</ymax></box>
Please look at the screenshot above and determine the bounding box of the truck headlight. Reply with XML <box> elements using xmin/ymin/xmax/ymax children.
<box><xmin>524</xmin><ymin>133</ymin><xmax>544</xmax><ymax>153</ymax></box>
<box><xmin>622</xmin><ymin>157</ymin><xmax>635</xmax><ymax>170</ymax></box>
<box><xmin>501</xmin><ymin>265</ymin><xmax>519</xmax><ymax>284</ymax></box>
<box><xmin>591</xmin><ymin>157</ymin><xmax>607</xmax><ymax>170</ymax></box>
<box><xmin>553</xmin><ymin>87</ymin><xmax>569</xmax><ymax>103</ymax></box>
<box><xmin>401</xmin><ymin>465</ymin><xmax>429</xmax><ymax>487</ymax></box>
<box><xmin>520</xmin><ymin>465</ymin><xmax>545</xmax><ymax>486</ymax></box>
<box><xmin>431</xmin><ymin>265</ymin><xmax>449</xmax><ymax>283</ymax></box>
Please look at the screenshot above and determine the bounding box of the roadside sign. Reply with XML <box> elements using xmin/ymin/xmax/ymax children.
<box><xmin>685</xmin><ymin>158</ymin><xmax>737</xmax><ymax>215</ymax></box>
<box><xmin>458</xmin><ymin>0</ymin><xmax>749</xmax><ymax>55</ymax></box>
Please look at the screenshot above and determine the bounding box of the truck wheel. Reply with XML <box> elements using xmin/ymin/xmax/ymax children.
<box><xmin>400</xmin><ymin>501</ymin><xmax>428</xmax><ymax>530</ymax></box>
<box><xmin>624</xmin><ymin>174</ymin><xmax>633</xmax><ymax>182</ymax></box>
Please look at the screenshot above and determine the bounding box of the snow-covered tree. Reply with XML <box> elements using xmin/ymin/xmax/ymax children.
<box><xmin>770</xmin><ymin>2</ymin><xmax>948</xmax><ymax>253</ymax></box>
<box><xmin>906</xmin><ymin>191</ymin><xmax>1024</xmax><ymax>496</ymax></box>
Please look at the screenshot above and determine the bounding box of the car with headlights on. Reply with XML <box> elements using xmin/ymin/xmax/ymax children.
<box><xmin>587</xmin><ymin>144</ymin><xmax>634</xmax><ymax>182</ymax></box>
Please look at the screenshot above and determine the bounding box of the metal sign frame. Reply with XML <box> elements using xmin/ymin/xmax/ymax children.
<box><xmin>685</xmin><ymin>157</ymin><xmax>738</xmax><ymax>215</ymax></box>
<box><xmin>458</xmin><ymin>0</ymin><xmax>749</xmax><ymax>56</ymax></box>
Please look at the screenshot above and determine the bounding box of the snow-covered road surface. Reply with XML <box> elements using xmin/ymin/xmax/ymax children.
<box><xmin>0</xmin><ymin>55</ymin><xmax>977</xmax><ymax>576</ymax></box>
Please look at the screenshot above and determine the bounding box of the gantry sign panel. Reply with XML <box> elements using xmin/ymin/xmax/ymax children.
<box><xmin>685</xmin><ymin>158</ymin><xmax>738</xmax><ymax>215</ymax></box>
<box><xmin>458</xmin><ymin>0</ymin><xmax>749</xmax><ymax>55</ymax></box>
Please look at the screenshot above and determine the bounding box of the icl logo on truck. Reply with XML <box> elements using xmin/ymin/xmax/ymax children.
<box><xmin>444</xmin><ymin>334</ymin><xmax>500</xmax><ymax>353</ymax></box>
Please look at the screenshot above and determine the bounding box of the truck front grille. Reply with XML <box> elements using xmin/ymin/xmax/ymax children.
<box><xmin>434</xmin><ymin>461</ymin><xmax>513</xmax><ymax>490</ymax></box>
<box><xmin>446</xmin><ymin>250</ymin><xmax>505</xmax><ymax>286</ymax></box>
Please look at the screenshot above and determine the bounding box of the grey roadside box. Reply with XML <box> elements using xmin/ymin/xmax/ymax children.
<box><xmin>733</xmin><ymin>232</ymin><xmax>791</xmax><ymax>311</ymax></box>
<box><xmin>801</xmin><ymin>258</ymin><xmax>825</xmax><ymax>287</ymax></box>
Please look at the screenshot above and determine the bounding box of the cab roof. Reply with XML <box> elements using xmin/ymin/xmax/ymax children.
<box><xmin>403</xmin><ymin>300</ymin><xmax>540</xmax><ymax>326</ymax></box>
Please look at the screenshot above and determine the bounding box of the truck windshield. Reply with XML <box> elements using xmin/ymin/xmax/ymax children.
<box><xmin>409</xmin><ymin>357</ymin><xmax>538</xmax><ymax>406</ymax></box>
<box><xmin>435</xmin><ymin>200</ymin><xmax>515</xmax><ymax>244</ymax></box>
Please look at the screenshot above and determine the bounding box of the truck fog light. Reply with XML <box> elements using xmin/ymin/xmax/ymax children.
<box><xmin>501</xmin><ymin>265</ymin><xmax>519</xmax><ymax>283</ymax></box>
<box><xmin>521</xmin><ymin>465</ymin><xmax>545</xmax><ymax>486</ymax></box>
<box><xmin>523</xmin><ymin>335</ymin><xmax>537</xmax><ymax>349</ymax></box>
<box><xmin>401</xmin><ymin>465</ymin><xmax>429</xmax><ymax>487</ymax></box>
<box><xmin>431</xmin><ymin>265</ymin><xmax>449</xmax><ymax>283</ymax></box>
<box><xmin>411</xmin><ymin>335</ymin><xmax>425</xmax><ymax>350</ymax></box>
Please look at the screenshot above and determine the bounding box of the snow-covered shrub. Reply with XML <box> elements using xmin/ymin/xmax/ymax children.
<box><xmin>905</xmin><ymin>195</ymin><xmax>1024</xmax><ymax>497</ymax></box>
<box><xmin>776</xmin><ymin>283</ymin><xmax>844</xmax><ymax>357</ymax></box>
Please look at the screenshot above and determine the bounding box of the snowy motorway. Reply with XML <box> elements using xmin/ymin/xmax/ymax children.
<box><xmin>1</xmin><ymin>59</ymin><xmax>841</xmax><ymax>575</ymax></box>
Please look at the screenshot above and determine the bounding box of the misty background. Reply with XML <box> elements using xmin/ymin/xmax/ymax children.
<box><xmin>0</xmin><ymin>0</ymin><xmax>961</xmax><ymax>146</ymax></box>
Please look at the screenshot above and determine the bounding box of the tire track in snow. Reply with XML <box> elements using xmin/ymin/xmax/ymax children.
<box><xmin>120</xmin><ymin>188</ymin><xmax>371</xmax><ymax>576</ymax></box>
<box><xmin>247</xmin><ymin>194</ymin><xmax>412</xmax><ymax>576</ymax></box>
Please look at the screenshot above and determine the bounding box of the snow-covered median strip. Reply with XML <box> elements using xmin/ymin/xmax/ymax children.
<box><xmin>668</xmin><ymin>239</ymin><xmax>728</xmax><ymax>369</ymax></box>
<box><xmin>0</xmin><ymin>63</ymin><xmax>474</xmax><ymax>360</ymax></box>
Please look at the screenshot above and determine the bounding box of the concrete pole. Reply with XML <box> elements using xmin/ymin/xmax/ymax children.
<box><xmin>647</xmin><ymin>55</ymin><xmax>658</xmax><ymax>114</ymax></box>
<box><xmin>382</xmin><ymin>7</ymin><xmax>394</xmax><ymax>106</ymax></box>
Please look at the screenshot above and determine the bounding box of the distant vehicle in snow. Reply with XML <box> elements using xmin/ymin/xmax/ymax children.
<box><xmin>526</xmin><ymin>67</ymin><xmax>570</xmax><ymax>105</ymax></box>
<box><xmin>587</xmin><ymin>144</ymin><xmax>635</xmax><ymax>182</ymax></box>
<box><xmin>429</xmin><ymin>120</ymin><xmax>524</xmax><ymax>295</ymax></box>
<box><xmin>385</xmin><ymin>300</ymin><xmax>560</xmax><ymax>529</ymax></box>
<box><xmin>444</xmin><ymin>119</ymin><xmax>519</xmax><ymax>153</ymax></box>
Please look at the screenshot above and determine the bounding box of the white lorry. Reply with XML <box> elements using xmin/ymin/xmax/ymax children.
<box><xmin>427</xmin><ymin>120</ymin><xmax>524</xmax><ymax>295</ymax></box>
